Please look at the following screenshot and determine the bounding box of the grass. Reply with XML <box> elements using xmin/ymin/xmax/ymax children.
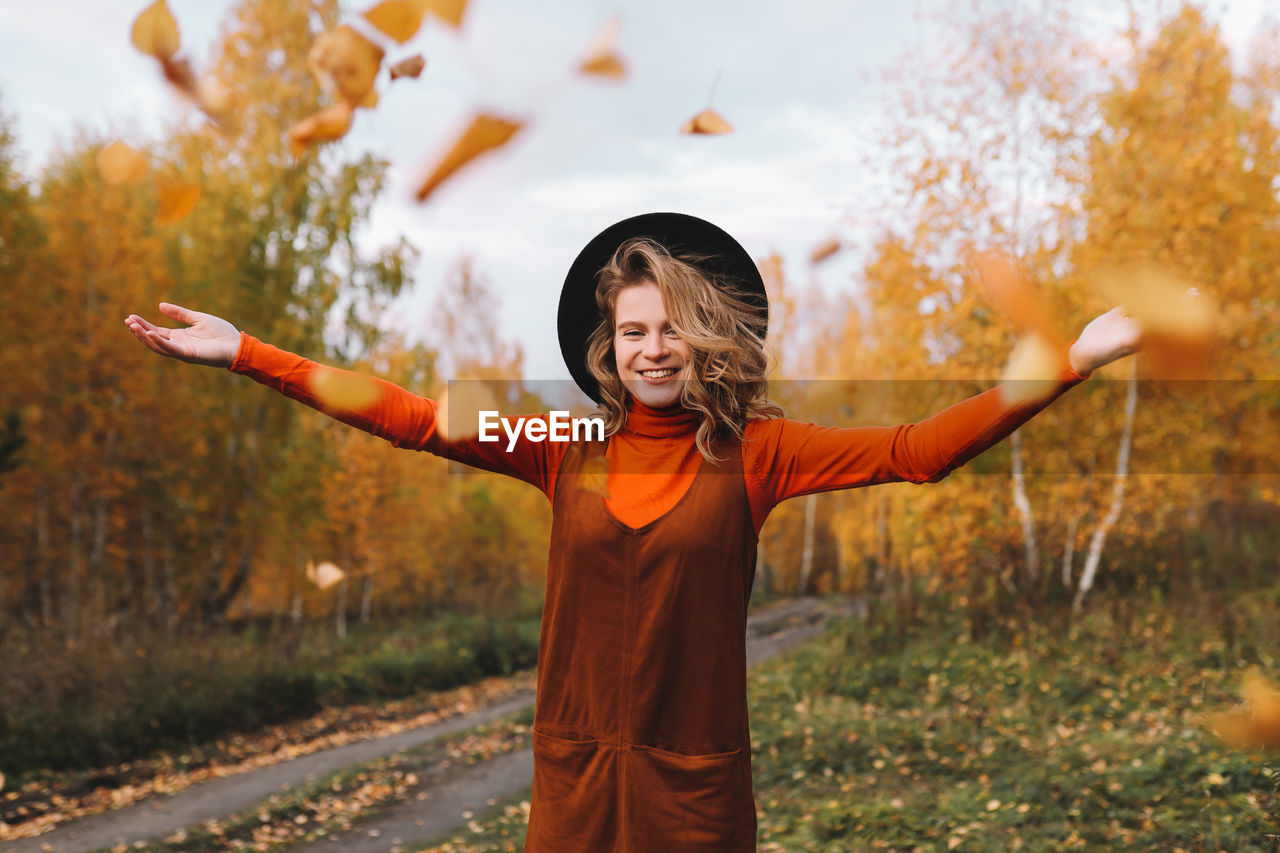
<box><xmin>418</xmin><ymin>599</ymin><xmax>1280</xmax><ymax>852</ymax></box>
<box><xmin>0</xmin><ymin>613</ymin><xmax>540</xmax><ymax>779</ymax></box>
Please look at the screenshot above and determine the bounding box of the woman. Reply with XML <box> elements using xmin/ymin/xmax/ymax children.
<box><xmin>125</xmin><ymin>212</ymin><xmax>1140</xmax><ymax>851</ymax></box>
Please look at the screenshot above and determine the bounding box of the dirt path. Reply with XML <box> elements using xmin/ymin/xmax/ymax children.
<box><xmin>2</xmin><ymin>598</ymin><xmax>841</xmax><ymax>853</ymax></box>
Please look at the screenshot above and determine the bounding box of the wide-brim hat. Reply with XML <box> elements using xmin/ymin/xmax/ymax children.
<box><xmin>557</xmin><ymin>212</ymin><xmax>768</xmax><ymax>403</ymax></box>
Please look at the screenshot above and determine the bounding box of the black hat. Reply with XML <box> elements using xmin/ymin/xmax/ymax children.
<box><xmin>557</xmin><ymin>212</ymin><xmax>768</xmax><ymax>403</ymax></box>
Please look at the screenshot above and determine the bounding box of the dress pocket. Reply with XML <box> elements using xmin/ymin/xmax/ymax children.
<box><xmin>527</xmin><ymin>729</ymin><xmax>619</xmax><ymax>852</ymax></box>
<box><xmin>627</xmin><ymin>745</ymin><xmax>756</xmax><ymax>852</ymax></box>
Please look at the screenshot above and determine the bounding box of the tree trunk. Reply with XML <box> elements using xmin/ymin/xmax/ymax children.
<box><xmin>359</xmin><ymin>575</ymin><xmax>373</xmax><ymax>624</ymax></box>
<box><xmin>1009</xmin><ymin>430</ymin><xmax>1040</xmax><ymax>597</ymax></box>
<box><xmin>1073</xmin><ymin>362</ymin><xmax>1138</xmax><ymax>612</ymax></box>
<box><xmin>795</xmin><ymin>492</ymin><xmax>817</xmax><ymax>595</ymax></box>
<box><xmin>336</xmin><ymin>577</ymin><xmax>348</xmax><ymax>639</ymax></box>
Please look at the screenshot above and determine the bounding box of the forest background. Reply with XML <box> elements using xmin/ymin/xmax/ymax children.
<box><xmin>0</xmin><ymin>0</ymin><xmax>1278</xmax><ymax>802</ymax></box>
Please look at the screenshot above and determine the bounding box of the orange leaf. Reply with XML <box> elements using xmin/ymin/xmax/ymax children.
<box><xmin>306</xmin><ymin>560</ymin><xmax>346</xmax><ymax>591</ymax></box>
<box><xmin>154</xmin><ymin>181</ymin><xmax>201</xmax><ymax>226</ymax></box>
<box><xmin>968</xmin><ymin>249</ymin><xmax>1065</xmax><ymax>348</ymax></box>
<box><xmin>809</xmin><ymin>236</ymin><xmax>842</xmax><ymax>265</ymax></box>
<box><xmin>362</xmin><ymin>0</ymin><xmax>427</xmax><ymax>44</ymax></box>
<box><xmin>97</xmin><ymin>141</ymin><xmax>150</xmax><ymax>185</ymax></box>
<box><xmin>999</xmin><ymin>334</ymin><xmax>1062</xmax><ymax>406</ymax></box>
<box><xmin>414</xmin><ymin>113</ymin><xmax>524</xmax><ymax>203</ymax></box>
<box><xmin>578</xmin><ymin>17</ymin><xmax>626</xmax><ymax>79</ymax></box>
<box><xmin>308</xmin><ymin>367</ymin><xmax>384</xmax><ymax>411</ymax></box>
<box><xmin>389</xmin><ymin>54</ymin><xmax>426</xmax><ymax>80</ymax></box>
<box><xmin>1093</xmin><ymin>266</ymin><xmax>1217</xmax><ymax>379</ymax></box>
<box><xmin>309</xmin><ymin>25</ymin><xmax>384</xmax><ymax>109</ymax></box>
<box><xmin>158</xmin><ymin>56</ymin><xmax>237</xmax><ymax>129</ymax></box>
<box><xmin>419</xmin><ymin>0</ymin><xmax>468</xmax><ymax>29</ymax></box>
<box><xmin>131</xmin><ymin>0</ymin><xmax>180</xmax><ymax>59</ymax></box>
<box><xmin>680</xmin><ymin>107</ymin><xmax>733</xmax><ymax>135</ymax></box>
<box><xmin>288</xmin><ymin>103</ymin><xmax>355</xmax><ymax>157</ymax></box>
<box><xmin>436</xmin><ymin>382</ymin><xmax>500</xmax><ymax>441</ymax></box>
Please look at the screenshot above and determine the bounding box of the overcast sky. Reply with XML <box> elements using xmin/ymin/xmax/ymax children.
<box><xmin>0</xmin><ymin>0</ymin><xmax>1272</xmax><ymax>380</ymax></box>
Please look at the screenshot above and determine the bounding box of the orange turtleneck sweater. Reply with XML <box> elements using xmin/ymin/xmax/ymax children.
<box><xmin>229</xmin><ymin>334</ymin><xmax>1087</xmax><ymax>531</ymax></box>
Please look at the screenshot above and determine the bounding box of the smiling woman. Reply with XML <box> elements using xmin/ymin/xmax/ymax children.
<box><xmin>124</xmin><ymin>210</ymin><xmax>1146</xmax><ymax>851</ymax></box>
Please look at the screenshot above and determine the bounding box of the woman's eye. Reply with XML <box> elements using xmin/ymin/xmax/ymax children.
<box><xmin>664</xmin><ymin>329</ymin><xmax>679</xmax><ymax>338</ymax></box>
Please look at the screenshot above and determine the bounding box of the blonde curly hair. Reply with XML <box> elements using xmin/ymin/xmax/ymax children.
<box><xmin>584</xmin><ymin>237</ymin><xmax>782</xmax><ymax>460</ymax></box>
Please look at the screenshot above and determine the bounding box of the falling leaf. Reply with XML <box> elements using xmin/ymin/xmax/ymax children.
<box><xmin>156</xmin><ymin>56</ymin><xmax>237</xmax><ymax>128</ymax></box>
<box><xmin>308</xmin><ymin>366</ymin><xmax>384</xmax><ymax>411</ymax></box>
<box><xmin>999</xmin><ymin>333</ymin><xmax>1062</xmax><ymax>406</ymax></box>
<box><xmin>968</xmin><ymin>249</ymin><xmax>1065</xmax><ymax>347</ymax></box>
<box><xmin>1094</xmin><ymin>266</ymin><xmax>1216</xmax><ymax>378</ymax></box>
<box><xmin>578</xmin><ymin>17</ymin><xmax>626</xmax><ymax>79</ymax></box>
<box><xmin>809</xmin><ymin>236</ymin><xmax>842</xmax><ymax>265</ymax></box>
<box><xmin>1208</xmin><ymin>668</ymin><xmax>1280</xmax><ymax>749</ymax></box>
<box><xmin>131</xmin><ymin>0</ymin><xmax>180</xmax><ymax>59</ymax></box>
<box><xmin>154</xmin><ymin>181</ymin><xmax>201</xmax><ymax>225</ymax></box>
<box><xmin>97</xmin><ymin>141</ymin><xmax>150</xmax><ymax>185</ymax></box>
<box><xmin>577</xmin><ymin>454</ymin><xmax>610</xmax><ymax>498</ymax></box>
<box><xmin>420</xmin><ymin>0</ymin><xmax>468</xmax><ymax>29</ymax></box>
<box><xmin>288</xmin><ymin>103</ymin><xmax>355</xmax><ymax>157</ymax></box>
<box><xmin>414</xmin><ymin>113</ymin><xmax>524</xmax><ymax>202</ymax></box>
<box><xmin>389</xmin><ymin>54</ymin><xmax>426</xmax><ymax>80</ymax></box>
<box><xmin>680</xmin><ymin>108</ymin><xmax>733</xmax><ymax>135</ymax></box>
<box><xmin>362</xmin><ymin>0</ymin><xmax>428</xmax><ymax>43</ymax></box>
<box><xmin>309</xmin><ymin>25</ymin><xmax>384</xmax><ymax>109</ymax></box>
<box><xmin>306</xmin><ymin>560</ymin><xmax>346</xmax><ymax>591</ymax></box>
<box><xmin>436</xmin><ymin>381</ymin><xmax>500</xmax><ymax>441</ymax></box>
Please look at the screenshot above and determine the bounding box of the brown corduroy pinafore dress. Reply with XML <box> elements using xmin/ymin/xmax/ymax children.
<box><xmin>524</xmin><ymin>435</ymin><xmax>758</xmax><ymax>852</ymax></box>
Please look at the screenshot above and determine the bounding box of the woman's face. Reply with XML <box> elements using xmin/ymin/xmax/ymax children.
<box><xmin>613</xmin><ymin>280</ymin><xmax>690</xmax><ymax>409</ymax></box>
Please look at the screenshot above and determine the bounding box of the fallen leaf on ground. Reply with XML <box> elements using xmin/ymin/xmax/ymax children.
<box><xmin>306</xmin><ymin>561</ymin><xmax>345</xmax><ymax>591</ymax></box>
<box><xmin>809</xmin><ymin>236</ymin><xmax>842</xmax><ymax>265</ymax></box>
<box><xmin>97</xmin><ymin>141</ymin><xmax>150</xmax><ymax>185</ymax></box>
<box><xmin>154</xmin><ymin>181</ymin><xmax>201</xmax><ymax>225</ymax></box>
<box><xmin>131</xmin><ymin>0</ymin><xmax>180</xmax><ymax>59</ymax></box>
<box><xmin>309</xmin><ymin>25</ymin><xmax>384</xmax><ymax>109</ymax></box>
<box><xmin>389</xmin><ymin>54</ymin><xmax>426</xmax><ymax>80</ymax></box>
<box><xmin>308</xmin><ymin>367</ymin><xmax>384</xmax><ymax>411</ymax></box>
<box><xmin>999</xmin><ymin>333</ymin><xmax>1062</xmax><ymax>406</ymax></box>
<box><xmin>968</xmin><ymin>249</ymin><xmax>1065</xmax><ymax>348</ymax></box>
<box><xmin>414</xmin><ymin>113</ymin><xmax>524</xmax><ymax>202</ymax></box>
<box><xmin>363</xmin><ymin>0</ymin><xmax>427</xmax><ymax>43</ymax></box>
<box><xmin>680</xmin><ymin>107</ymin><xmax>733</xmax><ymax>135</ymax></box>
<box><xmin>1208</xmin><ymin>668</ymin><xmax>1280</xmax><ymax>749</ymax></box>
<box><xmin>288</xmin><ymin>103</ymin><xmax>355</xmax><ymax>157</ymax></box>
<box><xmin>578</xmin><ymin>17</ymin><xmax>626</xmax><ymax>79</ymax></box>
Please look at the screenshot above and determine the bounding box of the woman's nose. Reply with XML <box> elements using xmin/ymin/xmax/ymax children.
<box><xmin>642</xmin><ymin>332</ymin><xmax>668</xmax><ymax>359</ymax></box>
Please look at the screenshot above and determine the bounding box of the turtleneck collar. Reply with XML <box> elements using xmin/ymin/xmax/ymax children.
<box><xmin>624</xmin><ymin>399</ymin><xmax>697</xmax><ymax>439</ymax></box>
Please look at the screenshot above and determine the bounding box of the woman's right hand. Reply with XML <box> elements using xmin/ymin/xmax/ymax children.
<box><xmin>124</xmin><ymin>303</ymin><xmax>242</xmax><ymax>368</ymax></box>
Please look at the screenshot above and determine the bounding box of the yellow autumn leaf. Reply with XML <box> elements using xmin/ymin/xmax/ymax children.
<box><xmin>154</xmin><ymin>181</ymin><xmax>201</xmax><ymax>226</ymax></box>
<box><xmin>97</xmin><ymin>141</ymin><xmax>150</xmax><ymax>185</ymax></box>
<box><xmin>578</xmin><ymin>17</ymin><xmax>626</xmax><ymax>79</ymax></box>
<box><xmin>306</xmin><ymin>560</ymin><xmax>346</xmax><ymax>591</ymax></box>
<box><xmin>1094</xmin><ymin>266</ymin><xmax>1214</xmax><ymax>339</ymax></box>
<box><xmin>288</xmin><ymin>103</ymin><xmax>355</xmax><ymax>157</ymax></box>
<box><xmin>809</xmin><ymin>236</ymin><xmax>842</xmax><ymax>265</ymax></box>
<box><xmin>436</xmin><ymin>381</ymin><xmax>500</xmax><ymax>441</ymax></box>
<box><xmin>418</xmin><ymin>0</ymin><xmax>468</xmax><ymax>30</ymax></box>
<box><xmin>363</xmin><ymin>0</ymin><xmax>427</xmax><ymax>44</ymax></box>
<box><xmin>389</xmin><ymin>54</ymin><xmax>426</xmax><ymax>80</ymax></box>
<box><xmin>131</xmin><ymin>0</ymin><xmax>180</xmax><ymax>59</ymax></box>
<box><xmin>157</xmin><ymin>57</ymin><xmax>237</xmax><ymax>129</ymax></box>
<box><xmin>999</xmin><ymin>333</ymin><xmax>1062</xmax><ymax>406</ymax></box>
<box><xmin>309</xmin><ymin>25</ymin><xmax>384</xmax><ymax>109</ymax></box>
<box><xmin>308</xmin><ymin>367</ymin><xmax>384</xmax><ymax>411</ymax></box>
<box><xmin>414</xmin><ymin>113</ymin><xmax>524</xmax><ymax>202</ymax></box>
<box><xmin>680</xmin><ymin>107</ymin><xmax>733</xmax><ymax>135</ymax></box>
<box><xmin>577</xmin><ymin>454</ymin><xmax>610</xmax><ymax>498</ymax></box>
<box><xmin>1209</xmin><ymin>668</ymin><xmax>1280</xmax><ymax>749</ymax></box>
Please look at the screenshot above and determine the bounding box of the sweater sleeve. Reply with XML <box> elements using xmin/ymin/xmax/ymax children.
<box><xmin>742</xmin><ymin>367</ymin><xmax>1088</xmax><ymax>528</ymax></box>
<box><xmin>228</xmin><ymin>333</ymin><xmax>560</xmax><ymax>496</ymax></box>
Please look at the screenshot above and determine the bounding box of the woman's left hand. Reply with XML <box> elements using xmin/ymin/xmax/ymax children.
<box><xmin>1067</xmin><ymin>306</ymin><xmax>1142</xmax><ymax>377</ymax></box>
